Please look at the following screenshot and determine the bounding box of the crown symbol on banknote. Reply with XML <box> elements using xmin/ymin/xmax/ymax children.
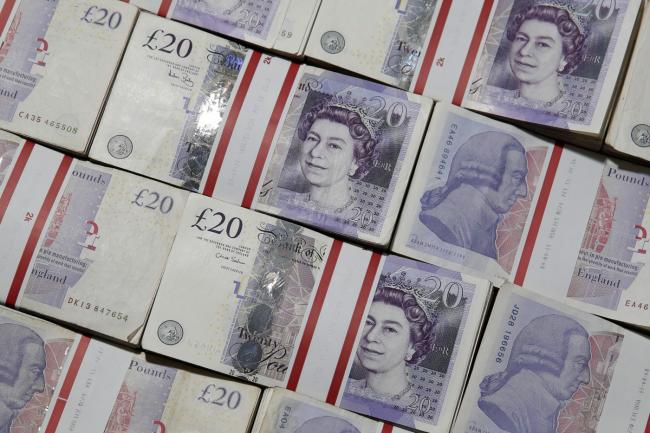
<box><xmin>327</xmin><ymin>95</ymin><xmax>383</xmax><ymax>141</ymax></box>
<box><xmin>378</xmin><ymin>271</ymin><xmax>441</xmax><ymax>322</ymax></box>
<box><xmin>535</xmin><ymin>0</ymin><xmax>591</xmax><ymax>35</ymax></box>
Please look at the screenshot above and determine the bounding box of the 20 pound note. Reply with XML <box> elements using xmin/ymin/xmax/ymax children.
<box><xmin>143</xmin><ymin>194</ymin><xmax>490</xmax><ymax>432</ymax></box>
<box><xmin>253</xmin><ymin>66</ymin><xmax>433</xmax><ymax>247</ymax></box>
<box><xmin>0</xmin><ymin>131</ymin><xmax>188</xmax><ymax>344</ymax></box>
<box><xmin>393</xmin><ymin>104</ymin><xmax>650</xmax><ymax>329</ymax></box>
<box><xmin>0</xmin><ymin>0</ymin><xmax>137</xmax><ymax>153</ymax></box>
<box><xmin>453</xmin><ymin>285</ymin><xmax>650</xmax><ymax>433</ymax></box>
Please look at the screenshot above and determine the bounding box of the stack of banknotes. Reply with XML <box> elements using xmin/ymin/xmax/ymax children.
<box><xmin>0</xmin><ymin>1</ymin><xmax>649</xmax><ymax>433</ymax></box>
<box><xmin>0</xmin><ymin>0</ymin><xmax>137</xmax><ymax>153</ymax></box>
<box><xmin>142</xmin><ymin>195</ymin><xmax>492</xmax><ymax>432</ymax></box>
<box><xmin>453</xmin><ymin>284</ymin><xmax>650</xmax><ymax>433</ymax></box>
<box><xmin>606</xmin><ymin>5</ymin><xmax>650</xmax><ymax>163</ymax></box>
<box><xmin>90</xmin><ymin>12</ymin><xmax>433</xmax><ymax>247</ymax></box>
<box><xmin>393</xmin><ymin>103</ymin><xmax>650</xmax><ymax>329</ymax></box>
<box><xmin>0</xmin><ymin>130</ymin><xmax>188</xmax><ymax>344</ymax></box>
<box><xmin>306</xmin><ymin>0</ymin><xmax>643</xmax><ymax>149</ymax></box>
<box><xmin>0</xmin><ymin>304</ymin><xmax>261</xmax><ymax>433</ymax></box>
<box><xmin>126</xmin><ymin>0</ymin><xmax>321</xmax><ymax>56</ymax></box>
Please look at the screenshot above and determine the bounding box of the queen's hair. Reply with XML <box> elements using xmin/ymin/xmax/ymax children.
<box><xmin>372</xmin><ymin>286</ymin><xmax>437</xmax><ymax>365</ymax></box>
<box><xmin>420</xmin><ymin>131</ymin><xmax>526</xmax><ymax>211</ymax></box>
<box><xmin>506</xmin><ymin>4</ymin><xmax>590</xmax><ymax>74</ymax></box>
<box><xmin>479</xmin><ymin>314</ymin><xmax>590</xmax><ymax>396</ymax></box>
<box><xmin>297</xmin><ymin>103</ymin><xmax>378</xmax><ymax>179</ymax></box>
<box><xmin>0</xmin><ymin>323</ymin><xmax>45</xmax><ymax>385</ymax></box>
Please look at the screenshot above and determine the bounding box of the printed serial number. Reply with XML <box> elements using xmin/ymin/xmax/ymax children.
<box><xmin>67</xmin><ymin>297</ymin><xmax>128</xmax><ymax>322</ymax></box>
<box><xmin>18</xmin><ymin>112</ymin><xmax>79</xmax><ymax>134</ymax></box>
<box><xmin>625</xmin><ymin>299</ymin><xmax>649</xmax><ymax>310</ymax></box>
<box><xmin>496</xmin><ymin>304</ymin><xmax>519</xmax><ymax>363</ymax></box>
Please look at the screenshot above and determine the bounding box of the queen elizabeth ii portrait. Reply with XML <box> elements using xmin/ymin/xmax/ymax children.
<box><xmin>344</xmin><ymin>272</ymin><xmax>437</xmax><ymax>412</ymax></box>
<box><xmin>281</xmin><ymin>101</ymin><xmax>379</xmax><ymax>214</ymax></box>
<box><xmin>503</xmin><ymin>1</ymin><xmax>590</xmax><ymax>109</ymax></box>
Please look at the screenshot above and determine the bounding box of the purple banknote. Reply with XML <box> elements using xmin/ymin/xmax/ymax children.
<box><xmin>405</xmin><ymin>108</ymin><xmax>552</xmax><ymax>278</ymax></box>
<box><xmin>453</xmin><ymin>287</ymin><xmax>636</xmax><ymax>433</ymax></box>
<box><xmin>339</xmin><ymin>255</ymin><xmax>477</xmax><ymax>430</ymax></box>
<box><xmin>257</xmin><ymin>67</ymin><xmax>428</xmax><ymax>244</ymax></box>
<box><xmin>465</xmin><ymin>0</ymin><xmax>636</xmax><ymax>130</ymax></box>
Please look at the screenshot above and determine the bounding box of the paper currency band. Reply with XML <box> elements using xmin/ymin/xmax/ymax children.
<box><xmin>202</xmin><ymin>51</ymin><xmax>264</xmax><ymax>197</ymax></box>
<box><xmin>285</xmin><ymin>248</ymin><xmax>383</xmax><ymax>405</ymax></box>
<box><xmin>4</xmin><ymin>154</ymin><xmax>73</xmax><ymax>307</ymax></box>
<box><xmin>241</xmin><ymin>63</ymin><xmax>300</xmax><ymax>208</ymax></box>
<box><xmin>413</xmin><ymin>0</ymin><xmax>454</xmax><ymax>95</ymax></box>
<box><xmin>326</xmin><ymin>252</ymin><xmax>382</xmax><ymax>404</ymax></box>
<box><xmin>43</xmin><ymin>336</ymin><xmax>91</xmax><ymax>433</ymax></box>
<box><xmin>413</xmin><ymin>0</ymin><xmax>495</xmax><ymax>105</ymax></box>
<box><xmin>0</xmin><ymin>141</ymin><xmax>34</xmax><ymax>224</ymax></box>
<box><xmin>514</xmin><ymin>143</ymin><xmax>564</xmax><ymax>286</ymax></box>
<box><xmin>287</xmin><ymin>240</ymin><xmax>343</xmax><ymax>390</ymax></box>
<box><xmin>200</xmin><ymin>53</ymin><xmax>300</xmax><ymax>208</ymax></box>
<box><xmin>0</xmin><ymin>0</ymin><xmax>16</xmax><ymax>37</ymax></box>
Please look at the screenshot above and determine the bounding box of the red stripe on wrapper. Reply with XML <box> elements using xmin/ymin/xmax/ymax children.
<box><xmin>451</xmin><ymin>0</ymin><xmax>494</xmax><ymax>106</ymax></box>
<box><xmin>644</xmin><ymin>414</ymin><xmax>650</xmax><ymax>433</ymax></box>
<box><xmin>202</xmin><ymin>51</ymin><xmax>262</xmax><ymax>197</ymax></box>
<box><xmin>287</xmin><ymin>239</ymin><xmax>343</xmax><ymax>391</ymax></box>
<box><xmin>326</xmin><ymin>252</ymin><xmax>382</xmax><ymax>404</ymax></box>
<box><xmin>241</xmin><ymin>62</ymin><xmax>300</xmax><ymax>209</ymax></box>
<box><xmin>0</xmin><ymin>141</ymin><xmax>34</xmax><ymax>224</ymax></box>
<box><xmin>381</xmin><ymin>424</ymin><xmax>394</xmax><ymax>433</ymax></box>
<box><xmin>158</xmin><ymin>0</ymin><xmax>173</xmax><ymax>16</ymax></box>
<box><xmin>5</xmin><ymin>156</ymin><xmax>72</xmax><ymax>307</ymax></box>
<box><xmin>44</xmin><ymin>336</ymin><xmax>91</xmax><ymax>433</ymax></box>
<box><xmin>413</xmin><ymin>0</ymin><xmax>453</xmax><ymax>95</ymax></box>
<box><xmin>0</xmin><ymin>0</ymin><xmax>16</xmax><ymax>37</ymax></box>
<box><xmin>514</xmin><ymin>144</ymin><xmax>564</xmax><ymax>286</ymax></box>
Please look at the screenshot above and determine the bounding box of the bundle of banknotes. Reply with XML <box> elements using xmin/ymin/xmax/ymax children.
<box><xmin>306</xmin><ymin>0</ymin><xmax>643</xmax><ymax>149</ymax></box>
<box><xmin>0</xmin><ymin>131</ymin><xmax>188</xmax><ymax>344</ymax></box>
<box><xmin>0</xmin><ymin>304</ymin><xmax>261</xmax><ymax>433</ymax></box>
<box><xmin>393</xmin><ymin>103</ymin><xmax>650</xmax><ymax>329</ymax></box>
<box><xmin>90</xmin><ymin>12</ymin><xmax>433</xmax><ymax>247</ymax></box>
<box><xmin>126</xmin><ymin>0</ymin><xmax>321</xmax><ymax>56</ymax></box>
<box><xmin>0</xmin><ymin>1</ymin><xmax>649</xmax><ymax>433</ymax></box>
<box><xmin>0</xmin><ymin>0</ymin><xmax>137</xmax><ymax>153</ymax></box>
<box><xmin>142</xmin><ymin>194</ymin><xmax>492</xmax><ymax>432</ymax></box>
<box><xmin>453</xmin><ymin>284</ymin><xmax>650</xmax><ymax>433</ymax></box>
<box><xmin>606</xmin><ymin>5</ymin><xmax>650</xmax><ymax>163</ymax></box>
